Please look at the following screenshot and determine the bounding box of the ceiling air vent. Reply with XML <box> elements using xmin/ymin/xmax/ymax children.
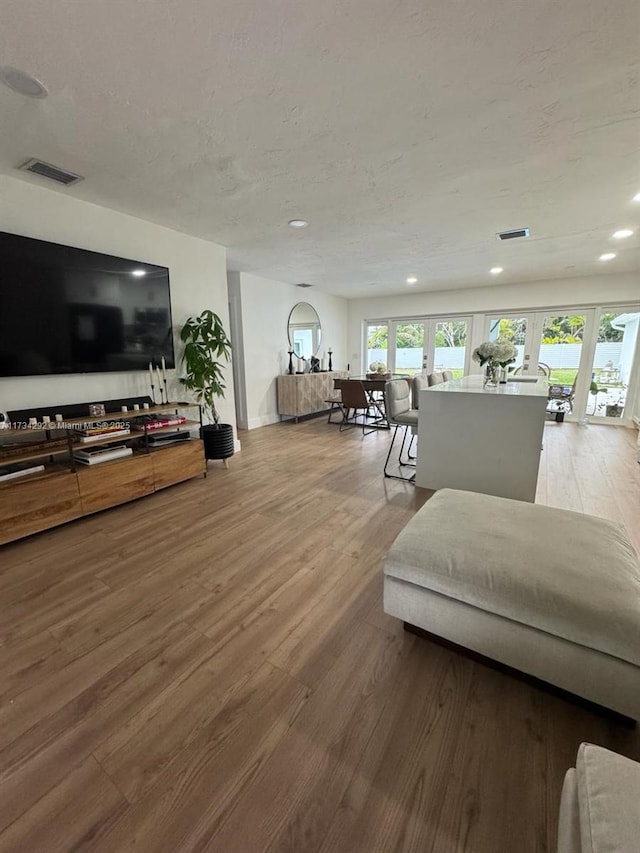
<box><xmin>497</xmin><ymin>228</ymin><xmax>530</xmax><ymax>241</ymax></box>
<box><xmin>296</xmin><ymin>282</ymin><xmax>313</xmax><ymax>288</ymax></box>
<box><xmin>19</xmin><ymin>158</ymin><xmax>83</xmax><ymax>186</ymax></box>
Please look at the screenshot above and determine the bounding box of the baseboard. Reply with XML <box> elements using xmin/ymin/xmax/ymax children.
<box><xmin>247</xmin><ymin>414</ymin><xmax>280</xmax><ymax>430</ymax></box>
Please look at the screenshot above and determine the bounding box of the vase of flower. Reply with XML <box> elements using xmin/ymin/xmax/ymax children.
<box><xmin>484</xmin><ymin>361</ymin><xmax>500</xmax><ymax>386</ymax></box>
<box><xmin>472</xmin><ymin>339</ymin><xmax>517</xmax><ymax>389</ymax></box>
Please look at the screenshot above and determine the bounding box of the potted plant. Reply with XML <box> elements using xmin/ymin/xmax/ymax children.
<box><xmin>180</xmin><ymin>310</ymin><xmax>234</xmax><ymax>464</ymax></box>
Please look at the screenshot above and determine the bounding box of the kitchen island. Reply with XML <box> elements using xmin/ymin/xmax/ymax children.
<box><xmin>416</xmin><ymin>375</ymin><xmax>548</xmax><ymax>501</ymax></box>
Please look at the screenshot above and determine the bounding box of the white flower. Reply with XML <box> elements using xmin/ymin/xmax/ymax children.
<box><xmin>492</xmin><ymin>339</ymin><xmax>517</xmax><ymax>365</ymax></box>
<box><xmin>472</xmin><ymin>342</ymin><xmax>496</xmax><ymax>365</ymax></box>
<box><xmin>472</xmin><ymin>338</ymin><xmax>516</xmax><ymax>366</ymax></box>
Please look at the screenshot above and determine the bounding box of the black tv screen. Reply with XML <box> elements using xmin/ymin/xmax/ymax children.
<box><xmin>0</xmin><ymin>231</ymin><xmax>175</xmax><ymax>377</ymax></box>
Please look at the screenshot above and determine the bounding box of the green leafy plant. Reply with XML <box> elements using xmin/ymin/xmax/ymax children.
<box><xmin>180</xmin><ymin>310</ymin><xmax>232</xmax><ymax>426</ymax></box>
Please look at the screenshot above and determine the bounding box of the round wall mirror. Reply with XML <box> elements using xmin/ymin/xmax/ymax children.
<box><xmin>287</xmin><ymin>302</ymin><xmax>322</xmax><ymax>360</ymax></box>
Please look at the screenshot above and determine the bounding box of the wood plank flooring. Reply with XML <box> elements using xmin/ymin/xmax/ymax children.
<box><xmin>0</xmin><ymin>418</ymin><xmax>638</xmax><ymax>852</ymax></box>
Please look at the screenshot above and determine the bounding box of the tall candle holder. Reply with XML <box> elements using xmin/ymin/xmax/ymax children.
<box><xmin>163</xmin><ymin>378</ymin><xmax>169</xmax><ymax>403</ymax></box>
<box><xmin>288</xmin><ymin>350</ymin><xmax>295</xmax><ymax>375</ymax></box>
<box><xmin>327</xmin><ymin>349</ymin><xmax>333</xmax><ymax>371</ymax></box>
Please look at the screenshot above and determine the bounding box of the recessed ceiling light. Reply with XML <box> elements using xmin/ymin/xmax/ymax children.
<box><xmin>288</xmin><ymin>219</ymin><xmax>308</xmax><ymax>228</ymax></box>
<box><xmin>599</xmin><ymin>253</ymin><xmax>616</xmax><ymax>262</ymax></box>
<box><xmin>612</xmin><ymin>228</ymin><xmax>634</xmax><ymax>240</ymax></box>
<box><xmin>0</xmin><ymin>66</ymin><xmax>48</xmax><ymax>98</ymax></box>
<box><xmin>490</xmin><ymin>267</ymin><xmax>504</xmax><ymax>275</ymax></box>
<box><xmin>131</xmin><ymin>269</ymin><xmax>146</xmax><ymax>277</ymax></box>
<box><xmin>632</xmin><ymin>193</ymin><xmax>640</xmax><ymax>203</ymax></box>
<box><xmin>406</xmin><ymin>276</ymin><xmax>418</xmax><ymax>284</ymax></box>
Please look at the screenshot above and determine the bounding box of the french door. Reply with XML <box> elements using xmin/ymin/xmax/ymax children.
<box><xmin>381</xmin><ymin>317</ymin><xmax>471</xmax><ymax>378</ymax></box>
<box><xmin>486</xmin><ymin>307</ymin><xmax>640</xmax><ymax>423</ymax></box>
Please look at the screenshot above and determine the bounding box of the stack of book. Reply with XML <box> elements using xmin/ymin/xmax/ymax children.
<box><xmin>73</xmin><ymin>444</ymin><xmax>133</xmax><ymax>466</ymax></box>
<box><xmin>0</xmin><ymin>462</ymin><xmax>45</xmax><ymax>482</ymax></box>
<box><xmin>75</xmin><ymin>423</ymin><xmax>131</xmax><ymax>443</ymax></box>
<box><xmin>131</xmin><ymin>414</ymin><xmax>187</xmax><ymax>432</ymax></box>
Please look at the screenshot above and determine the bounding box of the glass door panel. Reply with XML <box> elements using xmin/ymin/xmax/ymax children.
<box><xmin>393</xmin><ymin>322</ymin><xmax>425</xmax><ymax>377</ymax></box>
<box><xmin>539</xmin><ymin>314</ymin><xmax>586</xmax><ymax>386</ymax></box>
<box><xmin>366</xmin><ymin>323</ymin><xmax>389</xmax><ymax>373</ymax></box>
<box><xmin>421</xmin><ymin>317</ymin><xmax>469</xmax><ymax>378</ymax></box>
<box><xmin>432</xmin><ymin>319</ymin><xmax>468</xmax><ymax>379</ymax></box>
<box><xmin>586</xmin><ymin>309</ymin><xmax>639</xmax><ymax>420</ymax></box>
<box><xmin>487</xmin><ymin>316</ymin><xmax>528</xmax><ymax>372</ymax></box>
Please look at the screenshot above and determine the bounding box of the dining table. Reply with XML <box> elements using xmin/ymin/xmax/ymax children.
<box><xmin>333</xmin><ymin>375</ymin><xmax>412</xmax><ymax>430</ymax></box>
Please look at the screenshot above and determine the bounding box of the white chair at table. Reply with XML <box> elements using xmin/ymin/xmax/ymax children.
<box><xmin>383</xmin><ymin>379</ymin><xmax>418</xmax><ymax>482</ymax></box>
<box><xmin>442</xmin><ymin>369</ymin><xmax>454</xmax><ymax>382</ymax></box>
<box><xmin>427</xmin><ymin>371</ymin><xmax>444</xmax><ymax>386</ymax></box>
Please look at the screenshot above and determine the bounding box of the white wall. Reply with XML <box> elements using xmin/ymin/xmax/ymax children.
<box><xmin>228</xmin><ymin>271</ymin><xmax>348</xmax><ymax>429</ymax></box>
<box><xmin>0</xmin><ymin>175</ymin><xmax>237</xmax><ymax>435</ymax></box>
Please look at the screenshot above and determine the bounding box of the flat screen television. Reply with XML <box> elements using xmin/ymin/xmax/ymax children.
<box><xmin>0</xmin><ymin>230</ymin><xmax>175</xmax><ymax>377</ymax></box>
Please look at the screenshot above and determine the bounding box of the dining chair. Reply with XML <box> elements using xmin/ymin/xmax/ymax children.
<box><xmin>412</xmin><ymin>374</ymin><xmax>429</xmax><ymax>409</ymax></box>
<box><xmin>427</xmin><ymin>371</ymin><xmax>444</xmax><ymax>386</ymax></box>
<box><xmin>325</xmin><ymin>384</ymin><xmax>343</xmax><ymax>424</ymax></box>
<box><xmin>337</xmin><ymin>379</ymin><xmax>377</xmax><ymax>435</ymax></box>
<box><xmin>383</xmin><ymin>379</ymin><xmax>418</xmax><ymax>481</ymax></box>
<box><xmin>442</xmin><ymin>369</ymin><xmax>454</xmax><ymax>382</ymax></box>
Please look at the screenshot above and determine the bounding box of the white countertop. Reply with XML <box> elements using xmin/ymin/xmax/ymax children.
<box><xmin>425</xmin><ymin>375</ymin><xmax>549</xmax><ymax>397</ymax></box>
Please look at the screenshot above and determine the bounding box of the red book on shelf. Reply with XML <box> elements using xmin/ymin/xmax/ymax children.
<box><xmin>132</xmin><ymin>415</ymin><xmax>187</xmax><ymax>431</ymax></box>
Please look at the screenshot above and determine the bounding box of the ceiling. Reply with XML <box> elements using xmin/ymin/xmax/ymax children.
<box><xmin>0</xmin><ymin>0</ymin><xmax>639</xmax><ymax>299</ymax></box>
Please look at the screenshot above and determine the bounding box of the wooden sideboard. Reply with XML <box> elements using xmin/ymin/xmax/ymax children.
<box><xmin>277</xmin><ymin>371</ymin><xmax>347</xmax><ymax>421</ymax></box>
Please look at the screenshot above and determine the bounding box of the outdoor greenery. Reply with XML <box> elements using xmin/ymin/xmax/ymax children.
<box><xmin>370</xmin><ymin>314</ymin><xmax>623</xmax><ymax>350</ymax></box>
<box><xmin>597</xmin><ymin>313</ymin><xmax>624</xmax><ymax>343</ymax></box>
<box><xmin>367</xmin><ymin>321</ymin><xmax>467</xmax><ymax>349</ymax></box>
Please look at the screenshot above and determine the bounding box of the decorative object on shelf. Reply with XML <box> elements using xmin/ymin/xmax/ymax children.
<box><xmin>88</xmin><ymin>403</ymin><xmax>106</xmax><ymax>417</ymax></box>
<box><xmin>161</xmin><ymin>356</ymin><xmax>169</xmax><ymax>405</ymax></box>
<box><xmin>180</xmin><ymin>309</ymin><xmax>234</xmax><ymax>465</ymax></box>
<box><xmin>148</xmin><ymin>360</ymin><xmax>156</xmax><ymax>405</ymax></box>
<box><xmin>0</xmin><ymin>411</ymin><xmax>9</xmax><ymax>430</ymax></box>
<box><xmin>287</xmin><ymin>349</ymin><xmax>295</xmax><ymax>375</ymax></box>
<box><xmin>310</xmin><ymin>356</ymin><xmax>320</xmax><ymax>373</ymax></box>
<box><xmin>472</xmin><ymin>339</ymin><xmax>517</xmax><ymax>387</ymax></box>
<box><xmin>328</xmin><ymin>348</ymin><xmax>333</xmax><ymax>371</ymax></box>
<box><xmin>156</xmin><ymin>364</ymin><xmax>165</xmax><ymax>404</ymax></box>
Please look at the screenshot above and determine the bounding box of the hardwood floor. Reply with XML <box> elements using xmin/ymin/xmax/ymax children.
<box><xmin>0</xmin><ymin>418</ymin><xmax>638</xmax><ymax>852</ymax></box>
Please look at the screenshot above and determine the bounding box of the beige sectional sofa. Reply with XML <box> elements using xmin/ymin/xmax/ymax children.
<box><xmin>558</xmin><ymin>743</ymin><xmax>640</xmax><ymax>853</ymax></box>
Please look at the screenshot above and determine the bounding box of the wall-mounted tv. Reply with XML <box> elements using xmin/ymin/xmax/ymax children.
<box><xmin>0</xmin><ymin>230</ymin><xmax>175</xmax><ymax>378</ymax></box>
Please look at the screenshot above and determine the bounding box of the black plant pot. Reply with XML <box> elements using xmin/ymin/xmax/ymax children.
<box><xmin>201</xmin><ymin>423</ymin><xmax>234</xmax><ymax>462</ymax></box>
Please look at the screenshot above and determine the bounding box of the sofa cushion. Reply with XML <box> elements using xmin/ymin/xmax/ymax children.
<box><xmin>576</xmin><ymin>743</ymin><xmax>640</xmax><ymax>853</ymax></box>
<box><xmin>557</xmin><ymin>768</ymin><xmax>581</xmax><ymax>853</ymax></box>
<box><xmin>383</xmin><ymin>489</ymin><xmax>640</xmax><ymax>666</ymax></box>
